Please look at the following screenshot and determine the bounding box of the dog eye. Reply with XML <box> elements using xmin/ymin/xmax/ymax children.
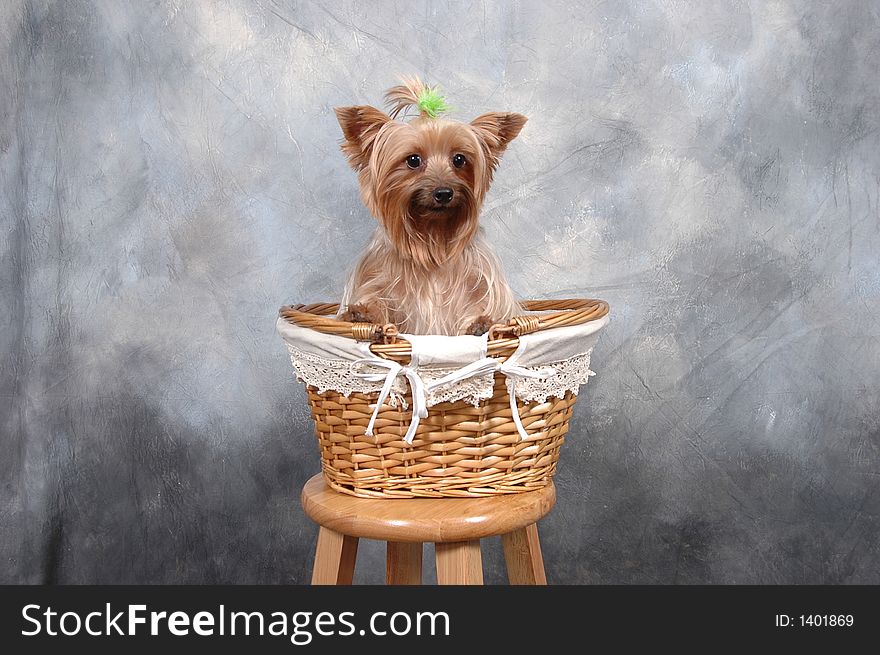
<box><xmin>406</xmin><ymin>154</ymin><xmax>422</xmax><ymax>169</ymax></box>
<box><xmin>452</xmin><ymin>154</ymin><xmax>466</xmax><ymax>168</ymax></box>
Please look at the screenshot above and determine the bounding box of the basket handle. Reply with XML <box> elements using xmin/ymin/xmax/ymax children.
<box><xmin>280</xmin><ymin>298</ymin><xmax>608</xmax><ymax>344</ymax></box>
<box><xmin>350</xmin><ymin>321</ymin><xmax>399</xmax><ymax>344</ymax></box>
<box><xmin>279</xmin><ymin>304</ymin><xmax>401</xmax><ymax>343</ymax></box>
<box><xmin>488</xmin><ymin>314</ymin><xmax>542</xmax><ymax>340</ymax></box>
<box><xmin>489</xmin><ymin>298</ymin><xmax>609</xmax><ymax>339</ymax></box>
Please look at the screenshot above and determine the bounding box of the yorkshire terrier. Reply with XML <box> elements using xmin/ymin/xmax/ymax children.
<box><xmin>334</xmin><ymin>77</ymin><xmax>527</xmax><ymax>336</ymax></box>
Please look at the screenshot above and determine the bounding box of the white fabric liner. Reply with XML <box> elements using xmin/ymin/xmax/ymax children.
<box><xmin>276</xmin><ymin>313</ymin><xmax>609</xmax><ymax>442</ymax></box>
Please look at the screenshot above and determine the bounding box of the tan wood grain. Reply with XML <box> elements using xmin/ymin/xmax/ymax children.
<box><xmin>501</xmin><ymin>523</ymin><xmax>547</xmax><ymax>585</ymax></box>
<box><xmin>435</xmin><ymin>541</ymin><xmax>483</xmax><ymax>585</ymax></box>
<box><xmin>300</xmin><ymin>474</ymin><xmax>556</xmax><ymax>543</ymax></box>
<box><xmin>311</xmin><ymin>526</ymin><xmax>358</xmax><ymax>585</ymax></box>
<box><xmin>386</xmin><ymin>542</ymin><xmax>423</xmax><ymax>585</ymax></box>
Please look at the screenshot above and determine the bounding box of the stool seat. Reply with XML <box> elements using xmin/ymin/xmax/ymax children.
<box><xmin>301</xmin><ymin>474</ymin><xmax>555</xmax><ymax>585</ymax></box>
<box><xmin>301</xmin><ymin>475</ymin><xmax>556</xmax><ymax>543</ymax></box>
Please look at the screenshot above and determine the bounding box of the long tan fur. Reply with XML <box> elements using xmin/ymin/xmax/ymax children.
<box><xmin>334</xmin><ymin>77</ymin><xmax>527</xmax><ymax>335</ymax></box>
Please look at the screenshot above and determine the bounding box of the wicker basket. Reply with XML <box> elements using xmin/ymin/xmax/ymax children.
<box><xmin>279</xmin><ymin>298</ymin><xmax>609</xmax><ymax>498</ymax></box>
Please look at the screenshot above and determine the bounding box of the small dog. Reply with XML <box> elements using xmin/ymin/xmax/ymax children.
<box><xmin>334</xmin><ymin>77</ymin><xmax>527</xmax><ymax>336</ymax></box>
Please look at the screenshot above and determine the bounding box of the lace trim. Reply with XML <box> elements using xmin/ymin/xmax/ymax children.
<box><xmin>507</xmin><ymin>350</ymin><xmax>596</xmax><ymax>404</ymax></box>
<box><xmin>286</xmin><ymin>344</ymin><xmax>404</xmax><ymax>407</ymax></box>
<box><xmin>420</xmin><ymin>367</ymin><xmax>496</xmax><ymax>407</ymax></box>
<box><xmin>286</xmin><ymin>344</ymin><xmax>595</xmax><ymax>407</ymax></box>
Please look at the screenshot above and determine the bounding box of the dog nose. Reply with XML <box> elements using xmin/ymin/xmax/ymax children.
<box><xmin>433</xmin><ymin>187</ymin><xmax>454</xmax><ymax>204</ymax></box>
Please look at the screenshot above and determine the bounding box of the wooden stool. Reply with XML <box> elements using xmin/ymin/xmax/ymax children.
<box><xmin>301</xmin><ymin>474</ymin><xmax>555</xmax><ymax>585</ymax></box>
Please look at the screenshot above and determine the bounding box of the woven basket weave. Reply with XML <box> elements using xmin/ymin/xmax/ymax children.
<box><xmin>279</xmin><ymin>298</ymin><xmax>609</xmax><ymax>498</ymax></box>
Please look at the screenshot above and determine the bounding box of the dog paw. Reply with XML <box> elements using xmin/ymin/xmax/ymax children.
<box><xmin>466</xmin><ymin>315</ymin><xmax>494</xmax><ymax>336</ymax></box>
<box><xmin>340</xmin><ymin>303</ymin><xmax>380</xmax><ymax>325</ymax></box>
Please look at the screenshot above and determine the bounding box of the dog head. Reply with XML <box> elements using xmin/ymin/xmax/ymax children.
<box><xmin>335</xmin><ymin>78</ymin><xmax>527</xmax><ymax>268</ymax></box>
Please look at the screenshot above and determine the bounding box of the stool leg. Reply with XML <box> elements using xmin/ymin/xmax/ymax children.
<box><xmin>312</xmin><ymin>527</ymin><xmax>358</xmax><ymax>585</ymax></box>
<box><xmin>501</xmin><ymin>523</ymin><xmax>547</xmax><ymax>585</ymax></box>
<box><xmin>435</xmin><ymin>540</ymin><xmax>483</xmax><ymax>585</ymax></box>
<box><xmin>386</xmin><ymin>542</ymin><xmax>423</xmax><ymax>585</ymax></box>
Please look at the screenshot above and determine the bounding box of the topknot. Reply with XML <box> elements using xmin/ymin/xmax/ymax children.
<box><xmin>384</xmin><ymin>76</ymin><xmax>451</xmax><ymax>120</ymax></box>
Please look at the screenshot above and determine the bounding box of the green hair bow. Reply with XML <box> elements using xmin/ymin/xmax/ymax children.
<box><xmin>416</xmin><ymin>86</ymin><xmax>451</xmax><ymax>119</ymax></box>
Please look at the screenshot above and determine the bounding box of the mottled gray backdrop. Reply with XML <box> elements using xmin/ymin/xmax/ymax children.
<box><xmin>2</xmin><ymin>0</ymin><xmax>879</xmax><ymax>584</ymax></box>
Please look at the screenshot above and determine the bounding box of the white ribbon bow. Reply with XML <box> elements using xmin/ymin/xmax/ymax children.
<box><xmin>497</xmin><ymin>363</ymin><xmax>558</xmax><ymax>441</ymax></box>
<box><xmin>350</xmin><ymin>355</ymin><xmax>557</xmax><ymax>444</ymax></box>
<box><xmin>351</xmin><ymin>356</ymin><xmax>499</xmax><ymax>444</ymax></box>
<box><xmin>350</xmin><ymin>358</ymin><xmax>427</xmax><ymax>444</ymax></box>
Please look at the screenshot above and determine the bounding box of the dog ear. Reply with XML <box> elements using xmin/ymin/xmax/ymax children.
<box><xmin>470</xmin><ymin>112</ymin><xmax>528</xmax><ymax>163</ymax></box>
<box><xmin>334</xmin><ymin>105</ymin><xmax>391</xmax><ymax>170</ymax></box>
